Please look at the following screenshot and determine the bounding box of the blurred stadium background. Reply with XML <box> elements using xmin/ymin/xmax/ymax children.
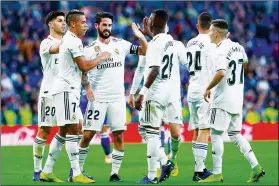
<box><xmin>1</xmin><ymin>1</ymin><xmax>278</xmax><ymax>185</ymax></box>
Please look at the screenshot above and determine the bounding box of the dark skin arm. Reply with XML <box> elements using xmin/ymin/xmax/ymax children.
<box><xmin>135</xmin><ymin>66</ymin><xmax>159</xmax><ymax>111</ymax></box>
<box><xmin>49</xmin><ymin>44</ymin><xmax>60</xmax><ymax>54</ymax></box>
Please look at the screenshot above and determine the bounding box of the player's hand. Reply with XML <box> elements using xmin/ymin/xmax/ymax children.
<box><xmin>203</xmin><ymin>89</ymin><xmax>211</xmax><ymax>103</ymax></box>
<box><xmin>85</xmin><ymin>85</ymin><xmax>95</xmax><ymax>102</ymax></box>
<box><xmin>128</xmin><ymin>94</ymin><xmax>135</xmax><ymax>108</ymax></box>
<box><xmin>132</xmin><ymin>23</ymin><xmax>145</xmax><ymax>39</ymax></box>
<box><xmin>137</xmin><ymin>17</ymin><xmax>153</xmax><ymax>38</ymax></box>
<box><xmin>99</xmin><ymin>51</ymin><xmax>112</xmax><ymax>61</ymax></box>
<box><xmin>135</xmin><ymin>95</ymin><xmax>144</xmax><ymax>111</ymax></box>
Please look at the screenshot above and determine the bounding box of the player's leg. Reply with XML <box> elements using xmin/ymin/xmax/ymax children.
<box><xmin>78</xmin><ymin>101</ymin><xmax>106</xmax><ymax>178</ymax></box>
<box><xmin>136</xmin><ymin>101</ymin><xmax>163</xmax><ymax>184</ymax></box>
<box><xmin>194</xmin><ymin>100</ymin><xmax>212</xmax><ymax>180</ymax></box>
<box><xmin>33</xmin><ymin>97</ymin><xmax>52</xmax><ymax>181</ymax></box>
<box><xmin>166</xmin><ymin>100</ymin><xmax>183</xmax><ymax>177</ymax></box>
<box><xmin>227</xmin><ymin>113</ymin><xmax>265</xmax><ymax>182</ymax></box>
<box><xmin>187</xmin><ymin>101</ymin><xmax>201</xmax><ymax>180</ymax></box>
<box><xmin>40</xmin><ymin>93</ymin><xmax>70</xmax><ymax>182</ymax></box>
<box><xmin>107</xmin><ymin>99</ymin><xmax>126</xmax><ymax>182</ymax></box>
<box><xmin>101</xmin><ymin>124</ymin><xmax>112</xmax><ymax>164</ymax></box>
<box><xmin>199</xmin><ymin>108</ymin><xmax>229</xmax><ymax>183</ymax></box>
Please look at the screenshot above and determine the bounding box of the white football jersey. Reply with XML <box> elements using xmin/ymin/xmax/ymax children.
<box><xmin>185</xmin><ymin>34</ymin><xmax>215</xmax><ymax>102</ymax></box>
<box><xmin>167</xmin><ymin>40</ymin><xmax>187</xmax><ymax>102</ymax></box>
<box><xmin>144</xmin><ymin>33</ymin><xmax>176</xmax><ymax>106</ymax></box>
<box><xmin>52</xmin><ymin>31</ymin><xmax>84</xmax><ymax>99</ymax></box>
<box><xmin>39</xmin><ymin>35</ymin><xmax>61</xmax><ymax>100</ymax></box>
<box><xmin>211</xmin><ymin>39</ymin><xmax>248</xmax><ymax>114</ymax></box>
<box><xmin>84</xmin><ymin>37</ymin><xmax>137</xmax><ymax>102</ymax></box>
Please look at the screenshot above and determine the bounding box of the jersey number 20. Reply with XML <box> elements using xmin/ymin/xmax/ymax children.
<box><xmin>161</xmin><ymin>53</ymin><xmax>173</xmax><ymax>79</ymax></box>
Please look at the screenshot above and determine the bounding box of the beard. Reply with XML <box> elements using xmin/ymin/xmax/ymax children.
<box><xmin>98</xmin><ymin>28</ymin><xmax>111</xmax><ymax>39</ymax></box>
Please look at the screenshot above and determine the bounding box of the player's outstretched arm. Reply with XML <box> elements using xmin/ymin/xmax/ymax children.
<box><xmin>74</xmin><ymin>52</ymin><xmax>111</xmax><ymax>72</ymax></box>
<box><xmin>131</xmin><ymin>23</ymin><xmax>148</xmax><ymax>55</ymax></box>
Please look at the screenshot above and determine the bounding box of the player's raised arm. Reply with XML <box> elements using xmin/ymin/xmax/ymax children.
<box><xmin>137</xmin><ymin>16</ymin><xmax>153</xmax><ymax>39</ymax></box>
<box><xmin>131</xmin><ymin>23</ymin><xmax>148</xmax><ymax>55</ymax></box>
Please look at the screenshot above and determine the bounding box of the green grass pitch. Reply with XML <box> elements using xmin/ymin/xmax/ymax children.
<box><xmin>1</xmin><ymin>141</ymin><xmax>278</xmax><ymax>185</ymax></box>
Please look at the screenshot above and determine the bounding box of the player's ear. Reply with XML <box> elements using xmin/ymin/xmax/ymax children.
<box><xmin>196</xmin><ymin>24</ymin><xmax>199</xmax><ymax>31</ymax></box>
<box><xmin>95</xmin><ymin>23</ymin><xmax>98</xmax><ymax>30</ymax></box>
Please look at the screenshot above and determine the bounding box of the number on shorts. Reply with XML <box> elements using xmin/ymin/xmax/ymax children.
<box><xmin>72</xmin><ymin>103</ymin><xmax>76</xmax><ymax>112</ymax></box>
<box><xmin>94</xmin><ymin>110</ymin><xmax>100</xmax><ymax>120</ymax></box>
<box><xmin>87</xmin><ymin>110</ymin><xmax>100</xmax><ymax>120</ymax></box>
<box><xmin>45</xmin><ymin>106</ymin><xmax>50</xmax><ymax>116</ymax></box>
<box><xmin>51</xmin><ymin>107</ymin><xmax>55</xmax><ymax>116</ymax></box>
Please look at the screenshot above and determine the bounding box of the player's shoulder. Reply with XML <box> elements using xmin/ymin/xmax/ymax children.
<box><xmin>111</xmin><ymin>36</ymin><xmax>126</xmax><ymax>43</ymax></box>
<box><xmin>40</xmin><ymin>36</ymin><xmax>53</xmax><ymax>46</ymax></box>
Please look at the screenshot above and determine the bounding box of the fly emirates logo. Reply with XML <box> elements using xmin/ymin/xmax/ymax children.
<box><xmin>97</xmin><ymin>57</ymin><xmax>122</xmax><ymax>69</ymax></box>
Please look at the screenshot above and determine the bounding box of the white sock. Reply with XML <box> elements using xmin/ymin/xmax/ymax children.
<box><xmin>79</xmin><ymin>146</ymin><xmax>89</xmax><ymax>171</ymax></box>
<box><xmin>195</xmin><ymin>142</ymin><xmax>208</xmax><ymax>172</ymax></box>
<box><xmin>33</xmin><ymin>136</ymin><xmax>46</xmax><ymax>172</ymax></box>
<box><xmin>43</xmin><ymin>134</ymin><xmax>65</xmax><ymax>173</ymax></box>
<box><xmin>211</xmin><ymin>134</ymin><xmax>224</xmax><ymax>174</ymax></box>
<box><xmin>192</xmin><ymin>141</ymin><xmax>197</xmax><ymax>171</ymax></box>
<box><xmin>158</xmin><ymin>147</ymin><xmax>168</xmax><ymax>166</ymax></box>
<box><xmin>66</xmin><ymin>135</ymin><xmax>81</xmax><ymax>177</ymax></box>
<box><xmin>111</xmin><ymin>149</ymin><xmax>124</xmax><ymax>175</ymax></box>
<box><xmin>146</xmin><ymin>128</ymin><xmax>160</xmax><ymax>180</ymax></box>
<box><xmin>78</xmin><ymin>134</ymin><xmax>83</xmax><ymax>144</ymax></box>
<box><xmin>229</xmin><ymin>133</ymin><xmax>259</xmax><ymax>169</ymax></box>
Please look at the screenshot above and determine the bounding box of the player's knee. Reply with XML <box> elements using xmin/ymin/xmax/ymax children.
<box><xmin>82</xmin><ymin>130</ymin><xmax>95</xmax><ymax>144</ymax></box>
<box><xmin>228</xmin><ymin>131</ymin><xmax>241</xmax><ymax>141</ymax></box>
<box><xmin>171</xmin><ymin>131</ymin><xmax>180</xmax><ymax>140</ymax></box>
<box><xmin>38</xmin><ymin>127</ymin><xmax>51</xmax><ymax>139</ymax></box>
<box><xmin>112</xmin><ymin>130</ymin><xmax>124</xmax><ymax>144</ymax></box>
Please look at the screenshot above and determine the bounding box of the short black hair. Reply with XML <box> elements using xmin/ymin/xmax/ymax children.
<box><xmin>152</xmin><ymin>9</ymin><xmax>169</xmax><ymax>29</ymax></box>
<box><xmin>45</xmin><ymin>11</ymin><xmax>65</xmax><ymax>26</ymax></box>
<box><xmin>95</xmin><ymin>12</ymin><xmax>113</xmax><ymax>24</ymax></box>
<box><xmin>211</xmin><ymin>19</ymin><xmax>229</xmax><ymax>30</ymax></box>
<box><xmin>198</xmin><ymin>12</ymin><xmax>212</xmax><ymax>30</ymax></box>
<box><xmin>66</xmin><ymin>9</ymin><xmax>85</xmax><ymax>26</ymax></box>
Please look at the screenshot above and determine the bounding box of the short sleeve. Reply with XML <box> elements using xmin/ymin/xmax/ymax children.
<box><xmin>39</xmin><ymin>39</ymin><xmax>54</xmax><ymax>56</ymax></box>
<box><xmin>146</xmin><ymin>42</ymin><xmax>161</xmax><ymax>68</ymax></box>
<box><xmin>69</xmin><ymin>38</ymin><xmax>84</xmax><ymax>58</ymax></box>
<box><xmin>214</xmin><ymin>53</ymin><xmax>227</xmax><ymax>71</ymax></box>
<box><xmin>120</xmin><ymin>39</ymin><xmax>133</xmax><ymax>55</ymax></box>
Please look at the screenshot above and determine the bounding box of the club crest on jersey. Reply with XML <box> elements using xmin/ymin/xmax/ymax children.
<box><xmin>78</xmin><ymin>45</ymin><xmax>83</xmax><ymax>52</ymax></box>
<box><xmin>114</xmin><ymin>48</ymin><xmax>119</xmax><ymax>55</ymax></box>
<box><xmin>94</xmin><ymin>46</ymin><xmax>100</xmax><ymax>52</ymax></box>
<box><xmin>87</xmin><ymin>121</ymin><xmax>91</xmax><ymax>127</ymax></box>
<box><xmin>71</xmin><ymin>114</ymin><xmax>76</xmax><ymax>121</ymax></box>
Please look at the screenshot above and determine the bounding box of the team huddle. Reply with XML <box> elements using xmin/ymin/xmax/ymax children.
<box><xmin>33</xmin><ymin>8</ymin><xmax>265</xmax><ymax>184</ymax></box>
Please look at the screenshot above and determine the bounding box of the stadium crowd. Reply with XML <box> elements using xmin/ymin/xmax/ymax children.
<box><xmin>1</xmin><ymin>1</ymin><xmax>278</xmax><ymax>125</ymax></box>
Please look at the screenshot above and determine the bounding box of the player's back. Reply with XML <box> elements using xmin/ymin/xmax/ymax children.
<box><xmin>52</xmin><ymin>31</ymin><xmax>83</xmax><ymax>99</ymax></box>
<box><xmin>84</xmin><ymin>38</ymin><xmax>132</xmax><ymax>102</ymax></box>
<box><xmin>186</xmin><ymin>34</ymin><xmax>214</xmax><ymax>102</ymax></box>
<box><xmin>39</xmin><ymin>36</ymin><xmax>60</xmax><ymax>99</ymax></box>
<box><xmin>144</xmin><ymin>33</ymin><xmax>174</xmax><ymax>106</ymax></box>
<box><xmin>211</xmin><ymin>39</ymin><xmax>248</xmax><ymax>114</ymax></box>
<box><xmin>166</xmin><ymin>40</ymin><xmax>187</xmax><ymax>102</ymax></box>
